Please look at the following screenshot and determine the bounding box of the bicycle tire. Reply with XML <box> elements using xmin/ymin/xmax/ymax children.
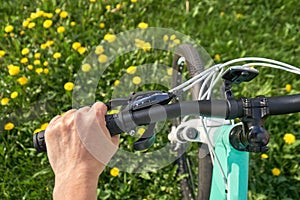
<box><xmin>171</xmin><ymin>44</ymin><xmax>212</xmax><ymax>200</ymax></box>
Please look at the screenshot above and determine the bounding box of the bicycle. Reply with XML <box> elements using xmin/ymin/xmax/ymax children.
<box><xmin>33</xmin><ymin>44</ymin><xmax>300</xmax><ymax>200</ymax></box>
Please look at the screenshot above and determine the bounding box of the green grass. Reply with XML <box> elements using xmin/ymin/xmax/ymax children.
<box><xmin>1</xmin><ymin>0</ymin><xmax>299</xmax><ymax>199</ymax></box>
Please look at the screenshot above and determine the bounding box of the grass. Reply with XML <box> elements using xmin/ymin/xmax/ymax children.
<box><xmin>0</xmin><ymin>0</ymin><xmax>299</xmax><ymax>199</ymax></box>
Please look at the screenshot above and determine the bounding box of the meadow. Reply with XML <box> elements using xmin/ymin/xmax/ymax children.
<box><xmin>0</xmin><ymin>0</ymin><xmax>299</xmax><ymax>199</ymax></box>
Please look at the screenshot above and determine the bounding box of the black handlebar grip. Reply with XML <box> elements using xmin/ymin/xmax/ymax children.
<box><xmin>33</xmin><ymin>130</ymin><xmax>47</xmax><ymax>153</ymax></box>
<box><xmin>33</xmin><ymin>114</ymin><xmax>124</xmax><ymax>152</ymax></box>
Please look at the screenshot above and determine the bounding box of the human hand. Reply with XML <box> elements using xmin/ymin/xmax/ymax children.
<box><xmin>45</xmin><ymin>102</ymin><xmax>119</xmax><ymax>199</ymax></box>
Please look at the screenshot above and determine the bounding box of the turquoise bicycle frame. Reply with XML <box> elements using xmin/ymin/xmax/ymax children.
<box><xmin>210</xmin><ymin>125</ymin><xmax>249</xmax><ymax>200</ymax></box>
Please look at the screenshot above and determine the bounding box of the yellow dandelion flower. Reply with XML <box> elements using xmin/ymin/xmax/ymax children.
<box><xmin>44</xmin><ymin>68</ymin><xmax>49</xmax><ymax>74</ymax></box>
<box><xmin>34</xmin><ymin>128</ymin><xmax>42</xmax><ymax>134</ymax></box>
<box><xmin>4</xmin><ymin>122</ymin><xmax>14</xmax><ymax>131</ymax></box>
<box><xmin>77</xmin><ymin>47</ymin><xmax>86</xmax><ymax>55</ymax></box>
<box><xmin>53</xmin><ymin>52</ymin><xmax>61</xmax><ymax>59</ymax></box>
<box><xmin>116</xmin><ymin>3</ymin><xmax>121</xmax><ymax>9</ymax></box>
<box><xmin>235</xmin><ymin>13</ymin><xmax>243</xmax><ymax>19</ymax></box>
<box><xmin>135</xmin><ymin>39</ymin><xmax>145</xmax><ymax>48</ymax></box>
<box><xmin>70</xmin><ymin>21</ymin><xmax>76</xmax><ymax>26</ymax></box>
<box><xmin>28</xmin><ymin>22</ymin><xmax>36</xmax><ymax>29</ymax></box>
<box><xmin>36</xmin><ymin>10</ymin><xmax>44</xmax><ymax>17</ymax></box>
<box><xmin>214</xmin><ymin>54</ymin><xmax>221</xmax><ymax>62</ymax></box>
<box><xmin>167</xmin><ymin>68</ymin><xmax>173</xmax><ymax>76</ymax></box>
<box><xmin>20</xmin><ymin>57</ymin><xmax>29</xmax><ymax>64</ymax></box>
<box><xmin>108</xmin><ymin>109</ymin><xmax>119</xmax><ymax>114</ymax></box>
<box><xmin>95</xmin><ymin>46</ymin><xmax>104</xmax><ymax>54</ymax></box>
<box><xmin>64</xmin><ymin>82</ymin><xmax>74</xmax><ymax>91</ymax></box>
<box><xmin>132</xmin><ymin>76</ymin><xmax>141</xmax><ymax>85</ymax></box>
<box><xmin>55</xmin><ymin>8</ymin><xmax>61</xmax><ymax>14</ymax></box>
<box><xmin>34</xmin><ymin>53</ymin><xmax>41</xmax><ymax>59</ymax></box>
<box><xmin>36</xmin><ymin>68</ymin><xmax>43</xmax><ymax>74</ymax></box>
<box><xmin>98</xmin><ymin>54</ymin><xmax>107</xmax><ymax>63</ymax></box>
<box><xmin>27</xmin><ymin>65</ymin><xmax>33</xmax><ymax>70</ymax></box>
<box><xmin>72</xmin><ymin>42</ymin><xmax>81</xmax><ymax>50</ymax></box>
<box><xmin>271</xmin><ymin>168</ymin><xmax>281</xmax><ymax>176</ymax></box>
<box><xmin>46</xmin><ymin>40</ymin><xmax>54</xmax><ymax>46</ymax></box>
<box><xmin>5</xmin><ymin>25</ymin><xmax>14</xmax><ymax>33</ymax></box>
<box><xmin>261</xmin><ymin>153</ymin><xmax>268</xmax><ymax>159</ymax></box>
<box><xmin>174</xmin><ymin>39</ymin><xmax>181</xmax><ymax>44</ymax></box>
<box><xmin>43</xmin><ymin>13</ymin><xmax>54</xmax><ymax>18</ymax></box>
<box><xmin>21</xmin><ymin>48</ymin><xmax>30</xmax><ymax>55</ymax></box>
<box><xmin>142</xmin><ymin>42</ymin><xmax>151</xmax><ymax>51</ymax></box>
<box><xmin>1</xmin><ymin>98</ymin><xmax>10</xmax><ymax>105</ymax></box>
<box><xmin>40</xmin><ymin>122</ymin><xmax>49</xmax><ymax>130</ymax></box>
<box><xmin>283</xmin><ymin>133</ymin><xmax>296</xmax><ymax>144</ymax></box>
<box><xmin>126</xmin><ymin>66</ymin><xmax>137</xmax><ymax>74</ymax></box>
<box><xmin>90</xmin><ymin>0</ymin><xmax>96</xmax><ymax>2</ymax></box>
<box><xmin>81</xmin><ymin>63</ymin><xmax>91</xmax><ymax>72</ymax></box>
<box><xmin>22</xmin><ymin>20</ymin><xmax>30</xmax><ymax>27</ymax></box>
<box><xmin>113</xmin><ymin>80</ymin><xmax>120</xmax><ymax>86</ymax></box>
<box><xmin>17</xmin><ymin>76</ymin><xmax>28</xmax><ymax>85</ymax></box>
<box><xmin>8</xmin><ymin>65</ymin><xmax>20</xmax><ymax>76</ymax></box>
<box><xmin>110</xmin><ymin>167</ymin><xmax>119</xmax><ymax>177</ymax></box>
<box><xmin>43</xmin><ymin>61</ymin><xmax>48</xmax><ymax>67</ymax></box>
<box><xmin>0</xmin><ymin>50</ymin><xmax>6</xmax><ymax>57</ymax></box>
<box><xmin>43</xmin><ymin>20</ymin><xmax>53</xmax><ymax>28</ymax></box>
<box><xmin>285</xmin><ymin>84</ymin><xmax>292</xmax><ymax>92</ymax></box>
<box><xmin>34</xmin><ymin>60</ymin><xmax>41</xmax><ymax>65</ymax></box>
<box><xmin>170</xmin><ymin>34</ymin><xmax>176</xmax><ymax>40</ymax></box>
<box><xmin>138</xmin><ymin>22</ymin><xmax>148</xmax><ymax>29</ymax></box>
<box><xmin>220</xmin><ymin>11</ymin><xmax>225</xmax><ymax>16</ymax></box>
<box><xmin>99</xmin><ymin>23</ymin><xmax>105</xmax><ymax>28</ymax></box>
<box><xmin>131</xmin><ymin>0</ymin><xmax>137</xmax><ymax>3</ymax></box>
<box><xmin>40</xmin><ymin>43</ymin><xmax>47</xmax><ymax>49</ymax></box>
<box><xmin>10</xmin><ymin>91</ymin><xmax>18</xmax><ymax>99</ymax></box>
<box><xmin>104</xmin><ymin>33</ymin><xmax>116</xmax><ymax>43</ymax></box>
<box><xmin>163</xmin><ymin>35</ymin><xmax>169</xmax><ymax>42</ymax></box>
<box><xmin>137</xmin><ymin>127</ymin><xmax>146</xmax><ymax>136</ymax></box>
<box><xmin>106</xmin><ymin>5</ymin><xmax>111</xmax><ymax>11</ymax></box>
<box><xmin>57</xmin><ymin>26</ymin><xmax>65</xmax><ymax>33</ymax></box>
<box><xmin>19</xmin><ymin>30</ymin><xmax>25</xmax><ymax>35</ymax></box>
<box><xmin>60</xmin><ymin>11</ymin><xmax>68</xmax><ymax>18</ymax></box>
<box><xmin>30</xmin><ymin>12</ymin><xmax>38</xmax><ymax>19</ymax></box>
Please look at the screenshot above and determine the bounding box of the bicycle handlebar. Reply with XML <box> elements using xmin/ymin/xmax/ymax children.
<box><xmin>33</xmin><ymin>94</ymin><xmax>300</xmax><ymax>152</ymax></box>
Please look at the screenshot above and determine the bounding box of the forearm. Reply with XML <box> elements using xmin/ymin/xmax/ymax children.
<box><xmin>53</xmin><ymin>171</ymin><xmax>100</xmax><ymax>200</ymax></box>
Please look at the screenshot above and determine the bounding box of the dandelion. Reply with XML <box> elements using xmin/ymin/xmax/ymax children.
<box><xmin>8</xmin><ymin>65</ymin><xmax>20</xmax><ymax>76</ymax></box>
<box><xmin>99</xmin><ymin>23</ymin><xmax>105</xmax><ymax>28</ymax></box>
<box><xmin>108</xmin><ymin>109</ymin><xmax>119</xmax><ymax>114</ymax></box>
<box><xmin>43</xmin><ymin>20</ymin><xmax>53</xmax><ymax>28</ymax></box>
<box><xmin>174</xmin><ymin>39</ymin><xmax>180</xmax><ymax>44</ymax></box>
<box><xmin>34</xmin><ymin>128</ymin><xmax>42</xmax><ymax>134</ymax></box>
<box><xmin>43</xmin><ymin>61</ymin><xmax>48</xmax><ymax>67</ymax></box>
<box><xmin>40</xmin><ymin>43</ymin><xmax>47</xmax><ymax>49</ymax></box>
<box><xmin>271</xmin><ymin>168</ymin><xmax>281</xmax><ymax>176</ymax></box>
<box><xmin>22</xmin><ymin>20</ymin><xmax>30</xmax><ymax>27</ymax></box>
<box><xmin>10</xmin><ymin>91</ymin><xmax>18</xmax><ymax>99</ymax></box>
<box><xmin>220</xmin><ymin>11</ymin><xmax>225</xmax><ymax>16</ymax></box>
<box><xmin>132</xmin><ymin>76</ymin><xmax>141</xmax><ymax>85</ymax></box>
<box><xmin>0</xmin><ymin>50</ymin><xmax>6</xmax><ymax>57</ymax></box>
<box><xmin>110</xmin><ymin>167</ymin><xmax>119</xmax><ymax>177</ymax></box>
<box><xmin>60</xmin><ymin>11</ymin><xmax>68</xmax><ymax>18</ymax></box>
<box><xmin>131</xmin><ymin>0</ymin><xmax>137</xmax><ymax>3</ymax></box>
<box><xmin>55</xmin><ymin>8</ymin><xmax>61</xmax><ymax>14</ymax></box>
<box><xmin>261</xmin><ymin>153</ymin><xmax>268</xmax><ymax>159</ymax></box>
<box><xmin>113</xmin><ymin>80</ymin><xmax>120</xmax><ymax>86</ymax></box>
<box><xmin>104</xmin><ymin>33</ymin><xmax>116</xmax><ymax>43</ymax></box>
<box><xmin>17</xmin><ymin>76</ymin><xmax>28</xmax><ymax>85</ymax></box>
<box><xmin>44</xmin><ymin>68</ymin><xmax>49</xmax><ymax>74</ymax></box>
<box><xmin>27</xmin><ymin>65</ymin><xmax>33</xmax><ymax>70</ymax></box>
<box><xmin>81</xmin><ymin>63</ymin><xmax>91</xmax><ymax>72</ymax></box>
<box><xmin>72</xmin><ymin>42</ymin><xmax>81</xmax><ymax>50</ymax></box>
<box><xmin>167</xmin><ymin>68</ymin><xmax>173</xmax><ymax>76</ymax></box>
<box><xmin>4</xmin><ymin>122</ymin><xmax>14</xmax><ymax>130</ymax></box>
<box><xmin>126</xmin><ymin>66</ymin><xmax>137</xmax><ymax>74</ymax></box>
<box><xmin>90</xmin><ymin>0</ymin><xmax>96</xmax><ymax>2</ymax></box>
<box><xmin>30</xmin><ymin>12</ymin><xmax>39</xmax><ymax>19</ymax></box>
<box><xmin>77</xmin><ymin>47</ymin><xmax>86</xmax><ymax>55</ymax></box>
<box><xmin>285</xmin><ymin>84</ymin><xmax>292</xmax><ymax>92</ymax></box>
<box><xmin>95</xmin><ymin>45</ymin><xmax>104</xmax><ymax>54</ymax></box>
<box><xmin>57</xmin><ymin>26</ymin><xmax>65</xmax><ymax>33</ymax></box>
<box><xmin>21</xmin><ymin>48</ymin><xmax>30</xmax><ymax>55</ymax></box>
<box><xmin>28</xmin><ymin>22</ymin><xmax>36</xmax><ymax>29</ymax></box>
<box><xmin>116</xmin><ymin>3</ymin><xmax>121</xmax><ymax>9</ymax></box>
<box><xmin>142</xmin><ymin>42</ymin><xmax>151</xmax><ymax>51</ymax></box>
<box><xmin>20</xmin><ymin>57</ymin><xmax>29</xmax><ymax>64</ymax></box>
<box><xmin>5</xmin><ymin>25</ymin><xmax>14</xmax><ymax>33</ymax></box>
<box><xmin>36</xmin><ymin>68</ymin><xmax>43</xmax><ymax>74</ymax></box>
<box><xmin>53</xmin><ymin>52</ymin><xmax>61</xmax><ymax>59</ymax></box>
<box><xmin>36</xmin><ymin>10</ymin><xmax>44</xmax><ymax>17</ymax></box>
<box><xmin>70</xmin><ymin>21</ymin><xmax>76</xmax><ymax>26</ymax></box>
<box><xmin>170</xmin><ymin>34</ymin><xmax>176</xmax><ymax>40</ymax></box>
<box><xmin>214</xmin><ymin>54</ymin><xmax>221</xmax><ymax>62</ymax></box>
<box><xmin>34</xmin><ymin>60</ymin><xmax>41</xmax><ymax>65</ymax></box>
<box><xmin>283</xmin><ymin>133</ymin><xmax>296</xmax><ymax>144</ymax></box>
<box><xmin>98</xmin><ymin>54</ymin><xmax>108</xmax><ymax>63</ymax></box>
<box><xmin>34</xmin><ymin>53</ymin><xmax>41</xmax><ymax>59</ymax></box>
<box><xmin>20</xmin><ymin>30</ymin><xmax>25</xmax><ymax>35</ymax></box>
<box><xmin>43</xmin><ymin>13</ymin><xmax>53</xmax><ymax>18</ymax></box>
<box><xmin>106</xmin><ymin>5</ymin><xmax>111</xmax><ymax>11</ymax></box>
<box><xmin>137</xmin><ymin>127</ymin><xmax>145</xmax><ymax>136</ymax></box>
<box><xmin>46</xmin><ymin>40</ymin><xmax>54</xmax><ymax>46</ymax></box>
<box><xmin>1</xmin><ymin>98</ymin><xmax>10</xmax><ymax>105</ymax></box>
<box><xmin>64</xmin><ymin>82</ymin><xmax>74</xmax><ymax>91</ymax></box>
<box><xmin>235</xmin><ymin>13</ymin><xmax>243</xmax><ymax>19</ymax></box>
<box><xmin>138</xmin><ymin>22</ymin><xmax>148</xmax><ymax>29</ymax></box>
<box><xmin>163</xmin><ymin>35</ymin><xmax>169</xmax><ymax>42</ymax></box>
